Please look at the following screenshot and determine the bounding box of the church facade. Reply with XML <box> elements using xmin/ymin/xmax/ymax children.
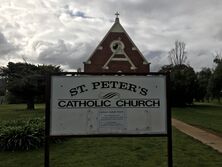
<box><xmin>84</xmin><ymin>13</ymin><xmax>150</xmax><ymax>73</ymax></box>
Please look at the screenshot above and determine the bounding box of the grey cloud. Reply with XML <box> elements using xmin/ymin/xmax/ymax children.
<box><xmin>215</xmin><ymin>28</ymin><xmax>222</xmax><ymax>41</ymax></box>
<box><xmin>144</xmin><ymin>50</ymin><xmax>168</xmax><ymax>71</ymax></box>
<box><xmin>145</xmin><ymin>50</ymin><xmax>165</xmax><ymax>59</ymax></box>
<box><xmin>68</xmin><ymin>10</ymin><xmax>92</xmax><ymax>19</ymax></box>
<box><xmin>79</xmin><ymin>0</ymin><xmax>199</xmax><ymax>23</ymax></box>
<box><xmin>62</xmin><ymin>5</ymin><xmax>93</xmax><ymax>19</ymax></box>
<box><xmin>1</xmin><ymin>0</ymin><xmax>222</xmax><ymax>72</ymax></box>
<box><xmin>0</xmin><ymin>32</ymin><xmax>16</xmax><ymax>57</ymax></box>
<box><xmin>36</xmin><ymin>39</ymin><xmax>95</xmax><ymax>70</ymax></box>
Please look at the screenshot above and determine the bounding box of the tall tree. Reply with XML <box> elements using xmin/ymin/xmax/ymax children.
<box><xmin>0</xmin><ymin>78</ymin><xmax>6</xmax><ymax>96</ymax></box>
<box><xmin>1</xmin><ymin>62</ymin><xmax>62</xmax><ymax>110</ymax></box>
<box><xmin>161</xmin><ymin>40</ymin><xmax>197</xmax><ymax>106</ymax></box>
<box><xmin>168</xmin><ymin>40</ymin><xmax>187</xmax><ymax>65</ymax></box>
<box><xmin>195</xmin><ymin>68</ymin><xmax>212</xmax><ymax>102</ymax></box>
<box><xmin>207</xmin><ymin>54</ymin><xmax>222</xmax><ymax>102</ymax></box>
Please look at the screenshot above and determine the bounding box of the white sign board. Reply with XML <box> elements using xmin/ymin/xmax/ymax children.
<box><xmin>50</xmin><ymin>75</ymin><xmax>167</xmax><ymax>136</ymax></box>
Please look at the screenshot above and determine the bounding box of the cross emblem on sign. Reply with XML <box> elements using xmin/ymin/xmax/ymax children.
<box><xmin>115</xmin><ymin>12</ymin><xmax>119</xmax><ymax>18</ymax></box>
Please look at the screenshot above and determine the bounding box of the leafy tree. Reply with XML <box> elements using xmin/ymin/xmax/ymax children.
<box><xmin>0</xmin><ymin>78</ymin><xmax>6</xmax><ymax>96</ymax></box>
<box><xmin>207</xmin><ymin>56</ymin><xmax>222</xmax><ymax>102</ymax></box>
<box><xmin>36</xmin><ymin>64</ymin><xmax>62</xmax><ymax>103</ymax></box>
<box><xmin>160</xmin><ymin>64</ymin><xmax>197</xmax><ymax>106</ymax></box>
<box><xmin>195</xmin><ymin>68</ymin><xmax>212</xmax><ymax>102</ymax></box>
<box><xmin>161</xmin><ymin>41</ymin><xmax>196</xmax><ymax>106</ymax></box>
<box><xmin>1</xmin><ymin>62</ymin><xmax>62</xmax><ymax>110</ymax></box>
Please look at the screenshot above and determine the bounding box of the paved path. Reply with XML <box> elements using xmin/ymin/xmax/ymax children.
<box><xmin>172</xmin><ymin>118</ymin><xmax>222</xmax><ymax>153</ymax></box>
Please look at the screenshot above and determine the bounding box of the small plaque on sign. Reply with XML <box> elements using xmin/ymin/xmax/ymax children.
<box><xmin>98</xmin><ymin>110</ymin><xmax>126</xmax><ymax>131</ymax></box>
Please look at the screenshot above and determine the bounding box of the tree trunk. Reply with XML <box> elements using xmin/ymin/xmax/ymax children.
<box><xmin>27</xmin><ymin>97</ymin><xmax>35</xmax><ymax>110</ymax></box>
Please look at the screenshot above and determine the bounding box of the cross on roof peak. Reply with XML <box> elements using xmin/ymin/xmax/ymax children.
<box><xmin>115</xmin><ymin>12</ymin><xmax>120</xmax><ymax>22</ymax></box>
<box><xmin>115</xmin><ymin>12</ymin><xmax>120</xmax><ymax>18</ymax></box>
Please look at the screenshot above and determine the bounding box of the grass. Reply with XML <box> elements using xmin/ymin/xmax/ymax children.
<box><xmin>0</xmin><ymin>129</ymin><xmax>221</xmax><ymax>167</ymax></box>
<box><xmin>50</xmin><ymin>137</ymin><xmax>168</xmax><ymax>167</ymax></box>
<box><xmin>0</xmin><ymin>104</ymin><xmax>44</xmax><ymax>121</ymax></box>
<box><xmin>0</xmin><ymin>103</ymin><xmax>222</xmax><ymax>167</ymax></box>
<box><xmin>172</xmin><ymin>103</ymin><xmax>222</xmax><ymax>134</ymax></box>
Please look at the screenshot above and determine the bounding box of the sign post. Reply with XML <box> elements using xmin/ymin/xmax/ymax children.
<box><xmin>45</xmin><ymin>72</ymin><xmax>172</xmax><ymax>166</ymax></box>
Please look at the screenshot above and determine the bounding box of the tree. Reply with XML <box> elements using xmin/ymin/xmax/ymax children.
<box><xmin>0</xmin><ymin>78</ymin><xmax>6</xmax><ymax>96</ymax></box>
<box><xmin>160</xmin><ymin>41</ymin><xmax>196</xmax><ymax>106</ymax></box>
<box><xmin>195</xmin><ymin>68</ymin><xmax>212</xmax><ymax>102</ymax></box>
<box><xmin>168</xmin><ymin>40</ymin><xmax>187</xmax><ymax>65</ymax></box>
<box><xmin>1</xmin><ymin>62</ymin><xmax>62</xmax><ymax>110</ymax></box>
<box><xmin>160</xmin><ymin>64</ymin><xmax>197</xmax><ymax>106</ymax></box>
<box><xmin>213</xmin><ymin>51</ymin><xmax>222</xmax><ymax>64</ymax></box>
<box><xmin>207</xmin><ymin>55</ymin><xmax>222</xmax><ymax>102</ymax></box>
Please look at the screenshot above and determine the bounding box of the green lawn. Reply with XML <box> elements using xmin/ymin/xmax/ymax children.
<box><xmin>0</xmin><ymin>128</ymin><xmax>221</xmax><ymax>167</ymax></box>
<box><xmin>0</xmin><ymin>103</ymin><xmax>222</xmax><ymax>167</ymax></box>
<box><xmin>172</xmin><ymin>103</ymin><xmax>222</xmax><ymax>135</ymax></box>
<box><xmin>0</xmin><ymin>104</ymin><xmax>44</xmax><ymax>121</ymax></box>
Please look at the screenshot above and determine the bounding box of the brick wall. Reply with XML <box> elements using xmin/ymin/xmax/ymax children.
<box><xmin>84</xmin><ymin>32</ymin><xmax>150</xmax><ymax>73</ymax></box>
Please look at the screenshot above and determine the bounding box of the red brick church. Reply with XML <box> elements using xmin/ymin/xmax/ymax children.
<box><xmin>84</xmin><ymin>13</ymin><xmax>150</xmax><ymax>73</ymax></box>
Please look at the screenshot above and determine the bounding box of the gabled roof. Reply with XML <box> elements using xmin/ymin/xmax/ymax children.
<box><xmin>84</xmin><ymin>15</ymin><xmax>149</xmax><ymax>65</ymax></box>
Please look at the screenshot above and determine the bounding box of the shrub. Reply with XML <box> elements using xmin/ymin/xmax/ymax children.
<box><xmin>0</xmin><ymin>118</ymin><xmax>44</xmax><ymax>151</ymax></box>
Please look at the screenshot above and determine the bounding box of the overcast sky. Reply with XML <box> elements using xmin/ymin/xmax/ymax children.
<box><xmin>0</xmin><ymin>0</ymin><xmax>222</xmax><ymax>71</ymax></box>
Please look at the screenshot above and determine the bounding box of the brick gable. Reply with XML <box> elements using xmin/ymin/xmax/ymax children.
<box><xmin>84</xmin><ymin>16</ymin><xmax>150</xmax><ymax>73</ymax></box>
